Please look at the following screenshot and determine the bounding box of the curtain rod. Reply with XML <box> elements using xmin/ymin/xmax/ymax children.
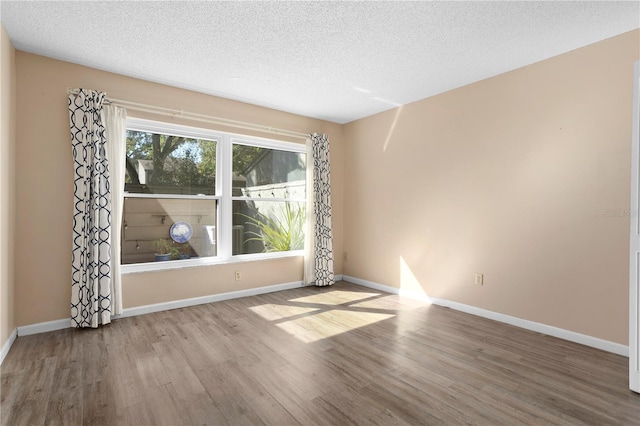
<box><xmin>67</xmin><ymin>88</ymin><xmax>310</xmax><ymax>140</ymax></box>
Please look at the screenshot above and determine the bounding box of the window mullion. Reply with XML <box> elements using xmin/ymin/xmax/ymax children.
<box><xmin>219</xmin><ymin>134</ymin><xmax>233</xmax><ymax>261</ymax></box>
<box><xmin>232</xmin><ymin>196</ymin><xmax>306</xmax><ymax>203</ymax></box>
<box><xmin>124</xmin><ymin>193</ymin><xmax>220</xmax><ymax>200</ymax></box>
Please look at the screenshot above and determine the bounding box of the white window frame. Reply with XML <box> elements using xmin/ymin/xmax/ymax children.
<box><xmin>122</xmin><ymin>118</ymin><xmax>306</xmax><ymax>274</ymax></box>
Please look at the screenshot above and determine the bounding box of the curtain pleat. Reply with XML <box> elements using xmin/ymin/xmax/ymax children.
<box><xmin>69</xmin><ymin>89</ymin><xmax>112</xmax><ymax>327</ymax></box>
<box><xmin>102</xmin><ymin>105</ymin><xmax>127</xmax><ymax>316</ymax></box>
<box><xmin>305</xmin><ymin>133</ymin><xmax>334</xmax><ymax>287</ymax></box>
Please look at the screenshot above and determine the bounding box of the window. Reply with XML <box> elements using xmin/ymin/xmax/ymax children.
<box><xmin>121</xmin><ymin>118</ymin><xmax>306</xmax><ymax>270</ymax></box>
<box><xmin>232</xmin><ymin>143</ymin><xmax>306</xmax><ymax>255</ymax></box>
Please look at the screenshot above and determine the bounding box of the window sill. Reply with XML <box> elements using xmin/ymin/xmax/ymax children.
<box><xmin>121</xmin><ymin>250</ymin><xmax>304</xmax><ymax>275</ymax></box>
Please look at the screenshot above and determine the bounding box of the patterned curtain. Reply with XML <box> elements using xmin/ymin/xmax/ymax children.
<box><xmin>69</xmin><ymin>89</ymin><xmax>113</xmax><ymax>327</ymax></box>
<box><xmin>304</xmin><ymin>133</ymin><xmax>335</xmax><ymax>287</ymax></box>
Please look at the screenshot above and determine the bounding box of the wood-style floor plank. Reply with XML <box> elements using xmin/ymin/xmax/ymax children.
<box><xmin>2</xmin><ymin>281</ymin><xmax>639</xmax><ymax>425</ymax></box>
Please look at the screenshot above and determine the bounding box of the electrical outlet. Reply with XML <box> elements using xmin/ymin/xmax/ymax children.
<box><xmin>475</xmin><ymin>273</ymin><xmax>483</xmax><ymax>286</ymax></box>
<box><xmin>235</xmin><ymin>271</ymin><xmax>241</xmax><ymax>281</ymax></box>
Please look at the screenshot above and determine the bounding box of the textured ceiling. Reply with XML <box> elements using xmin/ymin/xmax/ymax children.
<box><xmin>1</xmin><ymin>1</ymin><xmax>639</xmax><ymax>124</ymax></box>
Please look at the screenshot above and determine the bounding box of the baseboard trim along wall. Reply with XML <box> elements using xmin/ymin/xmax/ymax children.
<box><xmin>118</xmin><ymin>280</ymin><xmax>305</xmax><ymax>318</ymax></box>
<box><xmin>0</xmin><ymin>328</ymin><xmax>17</xmax><ymax>365</ymax></box>
<box><xmin>342</xmin><ymin>275</ymin><xmax>629</xmax><ymax>357</ymax></box>
<box><xmin>17</xmin><ymin>274</ymin><xmax>623</xmax><ymax>358</ymax></box>
<box><xmin>16</xmin><ymin>280</ymin><xmax>307</xmax><ymax>336</ymax></box>
<box><xmin>17</xmin><ymin>318</ymin><xmax>71</xmax><ymax>336</ymax></box>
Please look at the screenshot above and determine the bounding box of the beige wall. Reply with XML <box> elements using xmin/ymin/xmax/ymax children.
<box><xmin>0</xmin><ymin>24</ymin><xmax>16</xmax><ymax>349</ymax></box>
<box><xmin>9</xmin><ymin>28</ymin><xmax>637</xmax><ymax>347</ymax></box>
<box><xmin>343</xmin><ymin>30</ymin><xmax>640</xmax><ymax>345</ymax></box>
<box><xmin>15</xmin><ymin>52</ymin><xmax>343</xmax><ymax>325</ymax></box>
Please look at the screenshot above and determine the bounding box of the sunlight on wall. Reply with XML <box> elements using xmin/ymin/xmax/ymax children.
<box><xmin>383</xmin><ymin>106</ymin><xmax>404</xmax><ymax>152</ymax></box>
<box><xmin>399</xmin><ymin>256</ymin><xmax>431</xmax><ymax>302</ymax></box>
<box><xmin>248</xmin><ymin>290</ymin><xmax>396</xmax><ymax>343</ymax></box>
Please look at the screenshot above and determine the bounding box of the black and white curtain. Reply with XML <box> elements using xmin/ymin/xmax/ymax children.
<box><xmin>69</xmin><ymin>89</ymin><xmax>114</xmax><ymax>327</ymax></box>
<box><xmin>304</xmin><ymin>133</ymin><xmax>335</xmax><ymax>287</ymax></box>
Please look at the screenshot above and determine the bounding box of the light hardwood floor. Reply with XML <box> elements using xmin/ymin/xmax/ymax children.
<box><xmin>1</xmin><ymin>281</ymin><xmax>639</xmax><ymax>425</ymax></box>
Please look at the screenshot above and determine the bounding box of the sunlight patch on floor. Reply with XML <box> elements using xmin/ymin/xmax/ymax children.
<box><xmin>277</xmin><ymin>310</ymin><xmax>395</xmax><ymax>343</ymax></box>
<box><xmin>289</xmin><ymin>290</ymin><xmax>381</xmax><ymax>306</ymax></box>
<box><xmin>350</xmin><ymin>295</ymin><xmax>426</xmax><ymax>311</ymax></box>
<box><xmin>249</xmin><ymin>290</ymin><xmax>397</xmax><ymax>343</ymax></box>
<box><xmin>249</xmin><ymin>304</ymin><xmax>319</xmax><ymax>321</ymax></box>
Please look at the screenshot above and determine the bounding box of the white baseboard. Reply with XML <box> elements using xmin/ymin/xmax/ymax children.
<box><xmin>343</xmin><ymin>275</ymin><xmax>629</xmax><ymax>357</ymax></box>
<box><xmin>343</xmin><ymin>275</ymin><xmax>401</xmax><ymax>295</ymax></box>
<box><xmin>14</xmin><ymin>280</ymin><xmax>306</xmax><ymax>337</ymax></box>
<box><xmin>118</xmin><ymin>280</ymin><xmax>304</xmax><ymax>318</ymax></box>
<box><xmin>0</xmin><ymin>328</ymin><xmax>17</xmax><ymax>365</ymax></box>
<box><xmin>429</xmin><ymin>297</ymin><xmax>629</xmax><ymax>357</ymax></box>
<box><xmin>342</xmin><ymin>274</ymin><xmax>430</xmax><ymax>301</ymax></box>
<box><xmin>17</xmin><ymin>318</ymin><xmax>71</xmax><ymax>336</ymax></box>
